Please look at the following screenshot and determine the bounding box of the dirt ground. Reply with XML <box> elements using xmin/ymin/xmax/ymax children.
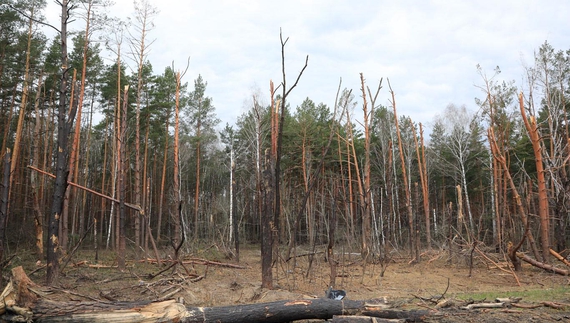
<box><xmin>6</xmin><ymin>245</ymin><xmax>570</xmax><ymax>322</ymax></box>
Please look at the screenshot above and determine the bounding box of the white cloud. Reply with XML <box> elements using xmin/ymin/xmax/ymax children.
<box><xmin>42</xmin><ymin>0</ymin><xmax>570</xmax><ymax>134</ymax></box>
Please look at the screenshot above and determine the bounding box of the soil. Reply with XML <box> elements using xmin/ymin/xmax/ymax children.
<box><xmin>6</xmin><ymin>245</ymin><xmax>570</xmax><ymax>322</ymax></box>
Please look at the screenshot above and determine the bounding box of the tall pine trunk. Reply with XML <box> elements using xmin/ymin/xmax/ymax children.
<box><xmin>31</xmin><ymin>75</ymin><xmax>44</xmax><ymax>260</ymax></box>
<box><xmin>519</xmin><ymin>93</ymin><xmax>550</xmax><ymax>262</ymax></box>
<box><xmin>117</xmin><ymin>85</ymin><xmax>129</xmax><ymax>270</ymax></box>
<box><xmin>0</xmin><ymin>149</ymin><xmax>11</xmax><ymax>282</ymax></box>
<box><xmin>390</xmin><ymin>83</ymin><xmax>416</xmax><ymax>262</ymax></box>
<box><xmin>172</xmin><ymin>71</ymin><xmax>182</xmax><ymax>254</ymax></box>
<box><xmin>47</xmin><ymin>0</ymin><xmax>76</xmax><ymax>285</ymax></box>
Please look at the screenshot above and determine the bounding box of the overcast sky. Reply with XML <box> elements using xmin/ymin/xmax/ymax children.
<box><xmin>44</xmin><ymin>0</ymin><xmax>570</xmax><ymax>132</ymax></box>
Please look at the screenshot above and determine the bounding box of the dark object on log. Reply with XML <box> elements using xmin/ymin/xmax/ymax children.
<box><xmin>326</xmin><ymin>286</ymin><xmax>347</xmax><ymax>300</ymax></box>
<box><xmin>1</xmin><ymin>267</ymin><xmax>429</xmax><ymax>323</ymax></box>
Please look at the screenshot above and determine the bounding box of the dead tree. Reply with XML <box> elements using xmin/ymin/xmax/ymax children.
<box><xmin>262</xmin><ymin>29</ymin><xmax>308</xmax><ymax>289</ymax></box>
<box><xmin>47</xmin><ymin>0</ymin><xmax>78</xmax><ymax>285</ymax></box>
<box><xmin>0</xmin><ymin>149</ymin><xmax>11</xmax><ymax>279</ymax></box>
<box><xmin>389</xmin><ymin>80</ymin><xmax>417</xmax><ymax>262</ymax></box>
<box><xmin>117</xmin><ymin>85</ymin><xmax>129</xmax><ymax>270</ymax></box>
<box><xmin>519</xmin><ymin>93</ymin><xmax>550</xmax><ymax>262</ymax></box>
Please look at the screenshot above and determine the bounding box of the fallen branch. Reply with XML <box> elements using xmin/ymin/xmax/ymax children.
<box><xmin>460</xmin><ymin>297</ymin><xmax>521</xmax><ymax>310</ymax></box>
<box><xmin>28</xmin><ymin>165</ymin><xmax>141</xmax><ymax>212</ymax></box>
<box><xmin>140</xmin><ymin>257</ymin><xmax>248</xmax><ymax>269</ymax></box>
<box><xmin>541</xmin><ymin>301</ymin><xmax>570</xmax><ymax>310</ymax></box>
<box><xmin>184</xmin><ymin>258</ymin><xmax>248</xmax><ymax>269</ymax></box>
<box><xmin>516</xmin><ymin>252</ymin><xmax>569</xmax><ymax>275</ymax></box>
<box><xmin>549</xmin><ymin>248</ymin><xmax>570</xmax><ymax>268</ymax></box>
<box><xmin>475</xmin><ymin>247</ymin><xmax>520</xmax><ymax>286</ymax></box>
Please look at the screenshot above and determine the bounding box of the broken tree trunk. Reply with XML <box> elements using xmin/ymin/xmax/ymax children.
<box><xmin>1</xmin><ymin>267</ymin><xmax>429</xmax><ymax>323</ymax></box>
<box><xmin>549</xmin><ymin>248</ymin><xmax>570</xmax><ymax>268</ymax></box>
<box><xmin>517</xmin><ymin>252</ymin><xmax>569</xmax><ymax>275</ymax></box>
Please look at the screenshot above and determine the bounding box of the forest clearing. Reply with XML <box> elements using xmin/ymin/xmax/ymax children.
<box><xmin>1</xmin><ymin>245</ymin><xmax>570</xmax><ymax>322</ymax></box>
<box><xmin>2</xmin><ymin>0</ymin><xmax>570</xmax><ymax>322</ymax></box>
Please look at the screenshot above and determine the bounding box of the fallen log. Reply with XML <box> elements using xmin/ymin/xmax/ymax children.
<box><xmin>549</xmin><ymin>248</ymin><xmax>570</xmax><ymax>268</ymax></box>
<box><xmin>1</xmin><ymin>266</ymin><xmax>429</xmax><ymax>323</ymax></box>
<box><xmin>516</xmin><ymin>252</ymin><xmax>569</xmax><ymax>275</ymax></box>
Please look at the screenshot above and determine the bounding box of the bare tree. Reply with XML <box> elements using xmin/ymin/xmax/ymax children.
<box><xmin>519</xmin><ymin>93</ymin><xmax>550</xmax><ymax>262</ymax></box>
<box><xmin>359</xmin><ymin>73</ymin><xmax>382</xmax><ymax>259</ymax></box>
<box><xmin>389</xmin><ymin>80</ymin><xmax>417</xmax><ymax>261</ymax></box>
<box><xmin>129</xmin><ymin>0</ymin><xmax>158</xmax><ymax>249</ymax></box>
<box><xmin>47</xmin><ymin>0</ymin><xmax>79</xmax><ymax>285</ymax></box>
<box><xmin>0</xmin><ymin>149</ymin><xmax>11</xmax><ymax>280</ymax></box>
<box><xmin>261</xmin><ymin>30</ymin><xmax>308</xmax><ymax>289</ymax></box>
<box><xmin>117</xmin><ymin>85</ymin><xmax>129</xmax><ymax>270</ymax></box>
<box><xmin>31</xmin><ymin>74</ymin><xmax>44</xmax><ymax>260</ymax></box>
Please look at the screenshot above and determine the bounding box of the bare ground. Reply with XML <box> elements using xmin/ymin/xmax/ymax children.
<box><xmin>5</xmin><ymin>245</ymin><xmax>570</xmax><ymax>322</ymax></box>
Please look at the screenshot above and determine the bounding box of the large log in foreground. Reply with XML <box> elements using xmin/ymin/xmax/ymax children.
<box><xmin>1</xmin><ymin>267</ymin><xmax>429</xmax><ymax>323</ymax></box>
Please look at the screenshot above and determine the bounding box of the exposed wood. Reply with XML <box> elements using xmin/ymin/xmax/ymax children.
<box><xmin>156</xmin><ymin>114</ymin><xmax>169</xmax><ymax>243</ymax></box>
<box><xmin>389</xmin><ymin>80</ymin><xmax>416</xmax><ymax>262</ymax></box>
<box><xmin>359</xmin><ymin>73</ymin><xmax>371</xmax><ymax>259</ymax></box>
<box><xmin>516</xmin><ymin>252</ymin><xmax>569</xmax><ymax>275</ymax></box>
<box><xmin>331</xmin><ymin>315</ymin><xmax>405</xmax><ymax>323</ymax></box>
<box><xmin>549</xmin><ymin>248</ymin><xmax>570</xmax><ymax>267</ymax></box>
<box><xmin>9</xmin><ymin>3</ymin><xmax>35</xmax><ymax>212</ymax></box>
<box><xmin>31</xmin><ymin>73</ymin><xmax>45</xmax><ymax>261</ymax></box>
<box><xmin>541</xmin><ymin>301</ymin><xmax>570</xmax><ymax>310</ymax></box>
<box><xmin>519</xmin><ymin>92</ymin><xmax>550</xmax><ymax>262</ymax></box>
<box><xmin>488</xmin><ymin>127</ymin><xmax>538</xmax><ymax>270</ymax></box>
<box><xmin>416</xmin><ymin>123</ymin><xmax>431</xmax><ymax>249</ymax></box>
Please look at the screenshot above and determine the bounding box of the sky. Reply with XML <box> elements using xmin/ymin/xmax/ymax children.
<box><xmin>43</xmin><ymin>0</ymin><xmax>570</xmax><ymax>133</ymax></box>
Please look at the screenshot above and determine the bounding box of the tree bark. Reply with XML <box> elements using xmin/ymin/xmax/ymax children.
<box><xmin>117</xmin><ymin>85</ymin><xmax>129</xmax><ymax>270</ymax></box>
<box><xmin>47</xmin><ymin>0</ymin><xmax>77</xmax><ymax>285</ymax></box>
<box><xmin>173</xmin><ymin>71</ymin><xmax>183</xmax><ymax>254</ymax></box>
<box><xmin>517</xmin><ymin>252</ymin><xmax>568</xmax><ymax>275</ymax></box>
<box><xmin>390</xmin><ymin>82</ymin><xmax>416</xmax><ymax>262</ymax></box>
<box><xmin>519</xmin><ymin>93</ymin><xmax>550</xmax><ymax>262</ymax></box>
<box><xmin>193</xmin><ymin>109</ymin><xmax>201</xmax><ymax>241</ymax></box>
<box><xmin>231</xmin><ymin>150</ymin><xmax>239</xmax><ymax>261</ymax></box>
<box><xmin>156</xmin><ymin>115</ymin><xmax>169</xmax><ymax>244</ymax></box>
<box><xmin>0</xmin><ymin>149</ymin><xmax>11</xmax><ymax>278</ymax></box>
<box><xmin>488</xmin><ymin>127</ymin><xmax>538</xmax><ymax>271</ymax></box>
<box><xmin>9</xmin><ymin>4</ymin><xmax>35</xmax><ymax>210</ymax></box>
<box><xmin>261</xmin><ymin>149</ymin><xmax>273</xmax><ymax>289</ymax></box>
<box><xmin>415</xmin><ymin>123</ymin><xmax>431</xmax><ymax>249</ymax></box>
<box><xmin>31</xmin><ymin>75</ymin><xmax>44</xmax><ymax>261</ymax></box>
